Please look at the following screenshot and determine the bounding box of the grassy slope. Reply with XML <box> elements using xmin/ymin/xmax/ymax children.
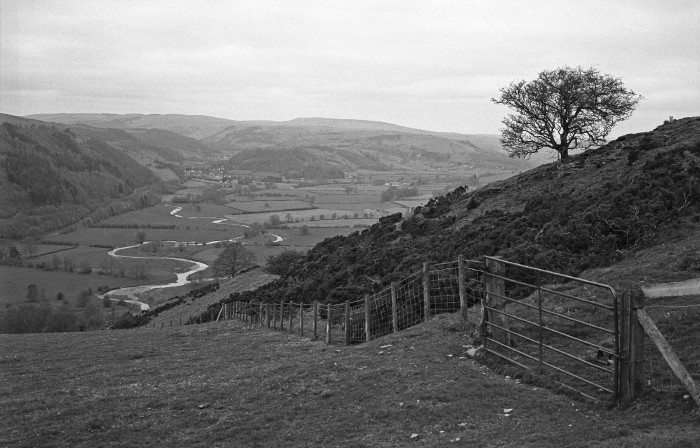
<box><xmin>1</xmin><ymin>315</ymin><xmax>697</xmax><ymax>448</ymax></box>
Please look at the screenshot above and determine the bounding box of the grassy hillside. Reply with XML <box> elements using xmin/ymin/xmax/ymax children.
<box><xmin>1</xmin><ymin>316</ymin><xmax>697</xmax><ymax>447</ymax></box>
<box><xmin>0</xmin><ymin>117</ymin><xmax>165</xmax><ymax>238</ymax></box>
<box><xmin>232</xmin><ymin>117</ymin><xmax>700</xmax><ymax>305</ymax></box>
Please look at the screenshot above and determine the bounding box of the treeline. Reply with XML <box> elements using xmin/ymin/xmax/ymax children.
<box><xmin>0</xmin><ymin>302</ymin><xmax>106</xmax><ymax>334</ymax></box>
<box><xmin>228</xmin><ymin>119</ymin><xmax>700</xmax><ymax>306</ymax></box>
<box><xmin>0</xmin><ymin>244</ymin><xmax>150</xmax><ymax>281</ymax></box>
<box><xmin>380</xmin><ymin>186</ymin><xmax>419</xmax><ymax>202</ymax></box>
<box><xmin>0</xmin><ymin>186</ymin><xmax>163</xmax><ymax>239</ymax></box>
<box><xmin>88</xmin><ymin>223</ymin><xmax>176</xmax><ymax>230</ymax></box>
<box><xmin>0</xmin><ymin>121</ymin><xmax>166</xmax><ymax>238</ymax></box>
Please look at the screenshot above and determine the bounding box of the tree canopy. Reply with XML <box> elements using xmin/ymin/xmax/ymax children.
<box><xmin>213</xmin><ymin>242</ymin><xmax>255</xmax><ymax>278</ymax></box>
<box><xmin>492</xmin><ymin>66</ymin><xmax>642</xmax><ymax>160</ymax></box>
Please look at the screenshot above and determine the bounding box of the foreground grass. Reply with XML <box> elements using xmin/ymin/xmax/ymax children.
<box><xmin>1</xmin><ymin>316</ymin><xmax>697</xmax><ymax>448</ymax></box>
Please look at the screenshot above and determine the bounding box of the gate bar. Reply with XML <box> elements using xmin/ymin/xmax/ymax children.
<box><xmin>486</xmin><ymin>290</ymin><xmax>616</xmax><ymax>335</ymax></box>
<box><xmin>483</xmin><ymin>304</ymin><xmax>618</xmax><ymax>355</ymax></box>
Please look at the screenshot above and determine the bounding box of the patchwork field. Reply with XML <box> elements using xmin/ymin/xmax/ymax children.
<box><xmin>3</xmin><ymin>176</ymin><xmax>443</xmax><ymax>326</ymax></box>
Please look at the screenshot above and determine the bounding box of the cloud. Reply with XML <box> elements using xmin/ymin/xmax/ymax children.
<box><xmin>1</xmin><ymin>0</ymin><xmax>698</xmax><ymax>134</ymax></box>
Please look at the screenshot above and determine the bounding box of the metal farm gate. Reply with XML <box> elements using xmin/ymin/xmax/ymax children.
<box><xmin>480</xmin><ymin>257</ymin><xmax>620</xmax><ymax>401</ymax></box>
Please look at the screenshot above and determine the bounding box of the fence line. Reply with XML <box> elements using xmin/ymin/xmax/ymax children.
<box><xmin>132</xmin><ymin>254</ymin><xmax>699</xmax><ymax>408</ymax></box>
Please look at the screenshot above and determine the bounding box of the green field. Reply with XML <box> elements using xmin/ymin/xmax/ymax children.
<box><xmin>226</xmin><ymin>200</ymin><xmax>314</xmax><ymax>213</ymax></box>
<box><xmin>0</xmin><ymin>265</ymin><xmax>151</xmax><ymax>306</ymax></box>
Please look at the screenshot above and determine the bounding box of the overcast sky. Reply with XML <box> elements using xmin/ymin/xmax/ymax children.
<box><xmin>1</xmin><ymin>0</ymin><xmax>698</xmax><ymax>137</ymax></box>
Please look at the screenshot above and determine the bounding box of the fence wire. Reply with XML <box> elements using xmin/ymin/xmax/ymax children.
<box><xmin>368</xmin><ymin>289</ymin><xmax>393</xmax><ymax>340</ymax></box>
<box><xmin>394</xmin><ymin>271</ymin><xmax>425</xmax><ymax>331</ymax></box>
<box><xmin>642</xmin><ymin>299</ymin><xmax>700</xmax><ymax>396</ymax></box>
<box><xmin>429</xmin><ymin>261</ymin><xmax>461</xmax><ymax>315</ymax></box>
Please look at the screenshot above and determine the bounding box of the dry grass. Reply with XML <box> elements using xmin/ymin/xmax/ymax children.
<box><xmin>1</xmin><ymin>314</ymin><xmax>697</xmax><ymax>448</ymax></box>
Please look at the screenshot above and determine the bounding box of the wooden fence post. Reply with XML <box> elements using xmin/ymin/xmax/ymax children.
<box><xmin>326</xmin><ymin>303</ymin><xmax>332</xmax><ymax>344</ymax></box>
<box><xmin>391</xmin><ymin>283</ymin><xmax>399</xmax><ymax>333</ymax></box>
<box><xmin>620</xmin><ymin>287</ymin><xmax>645</xmax><ymax>402</ymax></box>
<box><xmin>300</xmin><ymin>302</ymin><xmax>304</xmax><ymax>336</ymax></box>
<box><xmin>483</xmin><ymin>257</ymin><xmax>509</xmax><ymax>346</ymax></box>
<box><xmin>423</xmin><ymin>262</ymin><xmax>430</xmax><ymax>322</ymax></box>
<box><xmin>289</xmin><ymin>301</ymin><xmax>294</xmax><ymax>332</ymax></box>
<box><xmin>364</xmin><ymin>294</ymin><xmax>371</xmax><ymax>342</ymax></box>
<box><xmin>345</xmin><ymin>300</ymin><xmax>351</xmax><ymax>346</ymax></box>
<box><xmin>313</xmin><ymin>301</ymin><xmax>318</xmax><ymax>339</ymax></box>
<box><xmin>458</xmin><ymin>255</ymin><xmax>467</xmax><ymax>322</ymax></box>
<box><xmin>630</xmin><ymin>290</ymin><xmax>645</xmax><ymax>398</ymax></box>
<box><xmin>272</xmin><ymin>303</ymin><xmax>277</xmax><ymax>330</ymax></box>
<box><xmin>277</xmin><ymin>302</ymin><xmax>282</xmax><ymax>331</ymax></box>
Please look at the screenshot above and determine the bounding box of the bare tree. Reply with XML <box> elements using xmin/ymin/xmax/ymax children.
<box><xmin>213</xmin><ymin>242</ymin><xmax>255</xmax><ymax>278</ymax></box>
<box><xmin>492</xmin><ymin>66</ymin><xmax>642</xmax><ymax>160</ymax></box>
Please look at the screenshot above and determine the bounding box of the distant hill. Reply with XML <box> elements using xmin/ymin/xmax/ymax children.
<box><xmin>26</xmin><ymin>113</ymin><xmax>536</xmax><ymax>177</ymax></box>
<box><xmin>230</xmin><ymin>117</ymin><xmax>700</xmax><ymax>304</ymax></box>
<box><xmin>125</xmin><ymin>128</ymin><xmax>224</xmax><ymax>161</ymax></box>
<box><xmin>0</xmin><ymin>115</ymin><xmax>164</xmax><ymax>238</ymax></box>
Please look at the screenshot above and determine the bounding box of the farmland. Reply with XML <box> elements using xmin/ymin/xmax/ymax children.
<box><xmin>1</xmin><ymin>133</ymin><xmax>519</xmax><ymax>329</ymax></box>
<box><xmin>2</xmin><ymin>176</ymin><xmax>430</xmax><ymax>313</ymax></box>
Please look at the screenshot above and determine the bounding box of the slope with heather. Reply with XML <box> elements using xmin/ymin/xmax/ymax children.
<box><xmin>232</xmin><ymin>117</ymin><xmax>700</xmax><ymax>304</ymax></box>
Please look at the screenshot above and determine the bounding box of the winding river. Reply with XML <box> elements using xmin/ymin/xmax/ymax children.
<box><xmin>99</xmin><ymin>206</ymin><xmax>283</xmax><ymax>311</ymax></box>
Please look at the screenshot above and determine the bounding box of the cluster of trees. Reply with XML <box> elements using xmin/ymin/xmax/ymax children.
<box><xmin>0</xmin><ymin>300</ymin><xmax>105</xmax><ymax>334</ymax></box>
<box><xmin>380</xmin><ymin>186</ymin><xmax>419</xmax><ymax>203</ymax></box>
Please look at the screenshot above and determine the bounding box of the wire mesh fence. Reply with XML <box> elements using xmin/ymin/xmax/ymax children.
<box><xmin>368</xmin><ymin>289</ymin><xmax>393</xmax><ymax>340</ymax></box>
<box><xmin>217</xmin><ymin>257</ymin><xmax>482</xmax><ymax>345</ymax></box>
<box><xmin>429</xmin><ymin>261</ymin><xmax>461</xmax><ymax>315</ymax></box>
<box><xmin>641</xmin><ymin>299</ymin><xmax>700</xmax><ymax>397</ymax></box>
<box><xmin>394</xmin><ymin>271</ymin><xmax>425</xmax><ymax>332</ymax></box>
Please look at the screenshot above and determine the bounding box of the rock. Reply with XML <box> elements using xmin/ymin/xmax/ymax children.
<box><xmin>410</xmin><ymin>433</ymin><xmax>419</xmax><ymax>440</ymax></box>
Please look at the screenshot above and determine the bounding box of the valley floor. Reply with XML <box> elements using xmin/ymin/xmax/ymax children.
<box><xmin>1</xmin><ymin>315</ymin><xmax>697</xmax><ymax>447</ymax></box>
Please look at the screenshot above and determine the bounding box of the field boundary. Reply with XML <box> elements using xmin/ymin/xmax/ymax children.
<box><xmin>134</xmin><ymin>256</ymin><xmax>699</xmax><ymax>407</ymax></box>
